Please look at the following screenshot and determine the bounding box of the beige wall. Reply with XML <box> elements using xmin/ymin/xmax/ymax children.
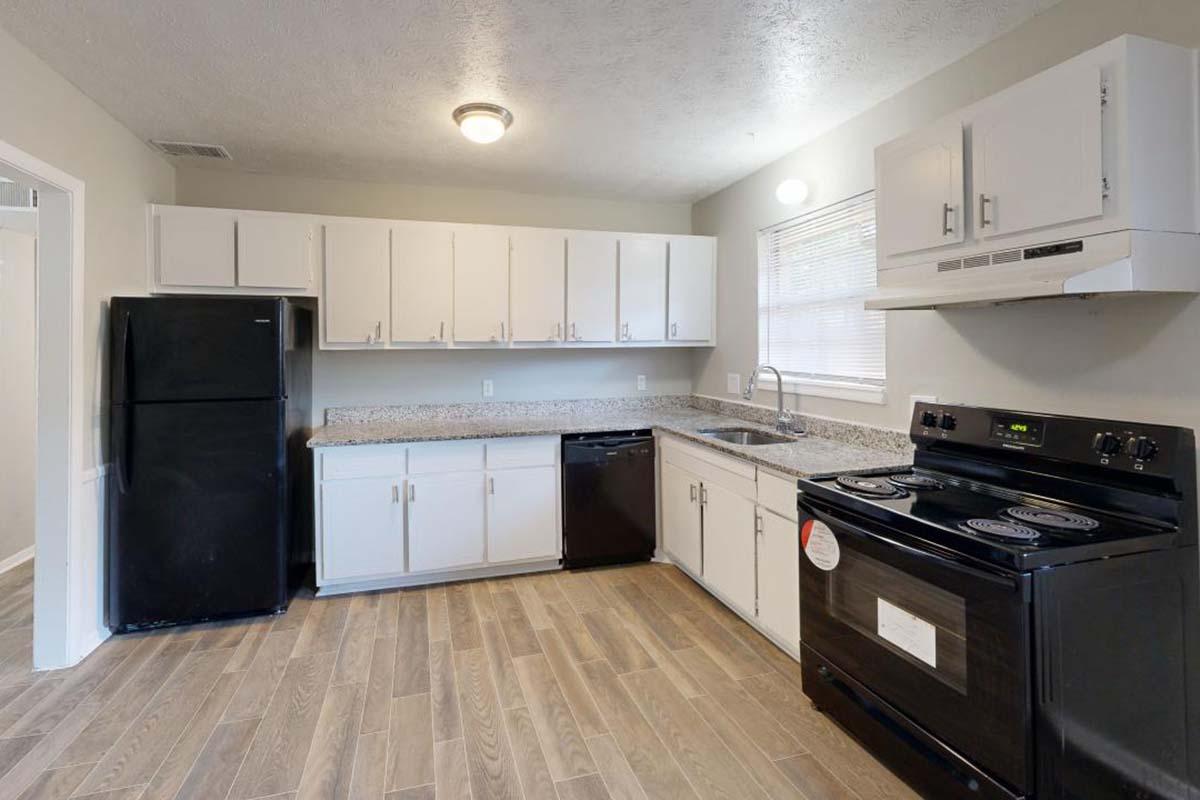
<box><xmin>692</xmin><ymin>0</ymin><xmax>1200</xmax><ymax>434</ymax></box>
<box><xmin>0</xmin><ymin>22</ymin><xmax>176</xmax><ymax>469</ymax></box>
<box><xmin>176</xmin><ymin>168</ymin><xmax>696</xmax><ymax>419</ymax></box>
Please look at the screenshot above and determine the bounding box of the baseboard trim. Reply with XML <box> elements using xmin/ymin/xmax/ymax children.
<box><xmin>0</xmin><ymin>546</ymin><xmax>34</xmax><ymax>575</ymax></box>
<box><xmin>316</xmin><ymin>559</ymin><xmax>562</xmax><ymax>596</ymax></box>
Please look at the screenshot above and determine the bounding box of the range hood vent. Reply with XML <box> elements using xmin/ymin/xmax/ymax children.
<box><xmin>150</xmin><ymin>141</ymin><xmax>232</xmax><ymax>160</ymax></box>
<box><xmin>867</xmin><ymin>230</ymin><xmax>1200</xmax><ymax>310</ymax></box>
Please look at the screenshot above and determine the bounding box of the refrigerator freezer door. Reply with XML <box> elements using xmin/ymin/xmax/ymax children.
<box><xmin>107</xmin><ymin>399</ymin><xmax>288</xmax><ymax>630</ymax></box>
<box><xmin>111</xmin><ymin>296</ymin><xmax>285</xmax><ymax>404</ymax></box>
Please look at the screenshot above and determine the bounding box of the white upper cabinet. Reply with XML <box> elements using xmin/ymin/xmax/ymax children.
<box><xmin>510</xmin><ymin>229</ymin><xmax>566</xmax><ymax>342</ymax></box>
<box><xmin>237</xmin><ymin>214</ymin><xmax>315</xmax><ymax>290</ymax></box>
<box><xmin>667</xmin><ymin>236</ymin><xmax>715</xmax><ymax>342</ymax></box>
<box><xmin>323</xmin><ymin>222</ymin><xmax>390</xmax><ymax>346</ymax></box>
<box><xmin>154</xmin><ymin>206</ymin><xmax>236</xmax><ymax>288</ymax></box>
<box><xmin>392</xmin><ymin>221</ymin><xmax>453</xmax><ymax>344</ymax></box>
<box><xmin>618</xmin><ymin>237</ymin><xmax>667</xmax><ymax>342</ymax></box>
<box><xmin>876</xmin><ymin>117</ymin><xmax>965</xmax><ymax>256</ymax></box>
<box><xmin>453</xmin><ymin>226</ymin><xmax>510</xmax><ymax>343</ymax></box>
<box><xmin>566</xmin><ymin>232</ymin><xmax>617</xmax><ymax>343</ymax></box>
<box><xmin>973</xmin><ymin>61</ymin><xmax>1103</xmax><ymax>240</ymax></box>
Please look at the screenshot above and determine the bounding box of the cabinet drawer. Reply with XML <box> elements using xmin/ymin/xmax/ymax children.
<box><xmin>758</xmin><ymin>469</ymin><xmax>799</xmax><ymax>522</ymax></box>
<box><xmin>320</xmin><ymin>446</ymin><xmax>406</xmax><ymax>480</ymax></box>
<box><xmin>486</xmin><ymin>436</ymin><xmax>558</xmax><ymax>469</ymax></box>
<box><xmin>408</xmin><ymin>440</ymin><xmax>485</xmax><ymax>473</ymax></box>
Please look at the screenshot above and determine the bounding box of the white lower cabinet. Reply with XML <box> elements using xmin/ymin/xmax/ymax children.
<box><xmin>487</xmin><ymin>466</ymin><xmax>559</xmax><ymax>563</ymax></box>
<box><xmin>756</xmin><ymin>508</ymin><xmax>801</xmax><ymax>646</ymax></box>
<box><xmin>315</xmin><ymin>435</ymin><xmax>561</xmax><ymax>591</ymax></box>
<box><xmin>700</xmin><ymin>481</ymin><xmax>757</xmax><ymax>616</ymax></box>
<box><xmin>409</xmin><ymin>472</ymin><xmax>487</xmax><ymax>573</ymax></box>
<box><xmin>662</xmin><ymin>462</ymin><xmax>703</xmax><ymax>576</ymax></box>
<box><xmin>320</xmin><ymin>477</ymin><xmax>404</xmax><ymax>581</ymax></box>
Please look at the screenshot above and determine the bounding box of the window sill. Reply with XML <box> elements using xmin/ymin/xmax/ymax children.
<box><xmin>777</xmin><ymin>376</ymin><xmax>887</xmax><ymax>405</ymax></box>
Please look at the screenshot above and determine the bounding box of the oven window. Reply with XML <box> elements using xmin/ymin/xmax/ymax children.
<box><xmin>828</xmin><ymin>547</ymin><xmax>968</xmax><ymax>693</ymax></box>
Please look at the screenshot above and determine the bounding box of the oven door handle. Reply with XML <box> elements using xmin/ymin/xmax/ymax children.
<box><xmin>801</xmin><ymin>498</ymin><xmax>1021</xmax><ymax>590</ymax></box>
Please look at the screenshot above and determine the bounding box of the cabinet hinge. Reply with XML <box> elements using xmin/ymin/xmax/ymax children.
<box><xmin>1100</xmin><ymin>82</ymin><xmax>1109</xmax><ymax>108</ymax></box>
<box><xmin>1101</xmin><ymin>176</ymin><xmax>1111</xmax><ymax>199</ymax></box>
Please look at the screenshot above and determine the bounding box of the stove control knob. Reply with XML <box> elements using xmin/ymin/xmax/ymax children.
<box><xmin>1126</xmin><ymin>436</ymin><xmax>1158</xmax><ymax>462</ymax></box>
<box><xmin>1092</xmin><ymin>432</ymin><xmax>1123</xmax><ymax>457</ymax></box>
<box><xmin>920</xmin><ymin>411</ymin><xmax>939</xmax><ymax>428</ymax></box>
<box><xmin>938</xmin><ymin>414</ymin><xmax>957</xmax><ymax>431</ymax></box>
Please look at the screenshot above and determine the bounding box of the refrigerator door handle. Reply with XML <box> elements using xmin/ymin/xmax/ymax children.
<box><xmin>113</xmin><ymin>311</ymin><xmax>133</xmax><ymax>494</ymax></box>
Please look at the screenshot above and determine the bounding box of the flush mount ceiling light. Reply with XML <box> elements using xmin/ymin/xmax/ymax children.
<box><xmin>452</xmin><ymin>103</ymin><xmax>513</xmax><ymax>144</ymax></box>
<box><xmin>775</xmin><ymin>178</ymin><xmax>810</xmax><ymax>205</ymax></box>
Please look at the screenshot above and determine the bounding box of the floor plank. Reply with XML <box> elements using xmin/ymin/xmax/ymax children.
<box><xmin>513</xmin><ymin>582</ymin><xmax>554</xmax><ymax>630</ymax></box>
<box><xmin>492</xmin><ymin>591</ymin><xmax>542</xmax><ymax>658</ymax></box>
<box><xmin>614</xmin><ymin>583</ymin><xmax>693</xmax><ymax>650</ymax></box>
<box><xmin>347</xmin><ymin>731</ymin><xmax>387</xmax><ymax>800</ymax></box>
<box><xmin>393</xmin><ymin>592</ymin><xmax>430</xmax><ymax>697</ymax></box>
<box><xmin>556</xmin><ymin>773</ymin><xmax>612</xmax><ymax>800</ymax></box>
<box><xmin>5</xmin><ymin>761</ymin><xmax>92</xmax><ymax>800</ymax></box>
<box><xmin>294</xmin><ymin>596</ymin><xmax>352</xmax><ymax>657</ymax></box>
<box><xmin>331</xmin><ymin>619</ymin><xmax>375</xmax><ymax>687</ymax></box>
<box><xmin>385</xmin><ymin>693</ymin><xmax>435</xmax><ymax>792</ymax></box>
<box><xmin>671</xmin><ymin>611</ymin><xmax>771</xmax><ymax>681</ymax></box>
<box><xmin>621</xmin><ymin>668</ymin><xmax>768</xmax><ymax>800</ymax></box>
<box><xmin>689</xmin><ymin>694</ymin><xmax>807</xmax><ymax>800</ymax></box>
<box><xmin>774</xmin><ymin>754</ymin><xmax>861</xmax><ymax>800</ymax></box>
<box><xmin>512</xmin><ymin>654</ymin><xmax>595</xmax><ymax>780</ymax></box>
<box><xmin>446</xmin><ymin>585</ymin><xmax>483</xmax><ymax>652</ymax></box>
<box><xmin>535</xmin><ymin>629</ymin><xmax>607</xmax><ymax>737</ymax></box>
<box><xmin>578</xmin><ymin>659</ymin><xmax>698</xmax><ymax>800</ymax></box>
<box><xmin>452</xmin><ymin>648</ymin><xmax>524</xmax><ymax>800</ymax></box>
<box><xmin>586</xmin><ymin>733</ymin><xmax>647</xmax><ymax>800</ymax></box>
<box><xmin>557</xmin><ymin>572</ymin><xmax>608</xmax><ymax>614</ymax></box>
<box><xmin>172</xmin><ymin>717</ymin><xmax>260</xmax><ymax>800</ymax></box>
<box><xmin>544</xmin><ymin>601</ymin><xmax>602</xmax><ymax>663</ymax></box>
<box><xmin>471</xmin><ymin>582</ymin><xmax>498</xmax><ymax>623</ymax></box>
<box><xmin>502</xmin><ymin>706</ymin><xmax>557</xmax><ymax>800</ymax></box>
<box><xmin>359</xmin><ymin>635</ymin><xmax>397</xmax><ymax>735</ymax></box>
<box><xmin>225</xmin><ymin>651</ymin><xmax>335</xmax><ymax>800</ymax></box>
<box><xmin>223</xmin><ymin>629</ymin><xmax>301</xmax><ymax>722</ymax></box>
<box><xmin>479</xmin><ymin>620</ymin><xmax>524</xmax><ymax>710</ymax></box>
<box><xmin>425</xmin><ymin>588</ymin><xmax>449</xmax><ymax>643</ymax></box>
<box><xmin>580</xmin><ymin>609</ymin><xmax>655</xmax><ymax>674</ymax></box>
<box><xmin>609</xmin><ymin>606</ymin><xmax>705</xmax><ymax>700</ymax></box>
<box><xmin>296</xmin><ymin>681</ymin><xmax>364</xmax><ymax>800</ymax></box>
<box><xmin>429</xmin><ymin>639</ymin><xmax>462</xmax><ymax>742</ymax></box>
<box><xmin>432</xmin><ymin>739</ymin><xmax>471</xmax><ymax>800</ymax></box>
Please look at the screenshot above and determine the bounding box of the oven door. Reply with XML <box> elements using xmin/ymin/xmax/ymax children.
<box><xmin>799</xmin><ymin>496</ymin><xmax>1033</xmax><ymax>795</ymax></box>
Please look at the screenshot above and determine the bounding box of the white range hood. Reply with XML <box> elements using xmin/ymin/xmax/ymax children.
<box><xmin>867</xmin><ymin>230</ymin><xmax>1200</xmax><ymax>310</ymax></box>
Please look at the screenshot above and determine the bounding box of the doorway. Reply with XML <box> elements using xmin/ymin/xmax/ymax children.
<box><xmin>0</xmin><ymin>139</ymin><xmax>88</xmax><ymax>670</ymax></box>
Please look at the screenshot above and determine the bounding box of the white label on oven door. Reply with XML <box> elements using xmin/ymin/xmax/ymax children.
<box><xmin>877</xmin><ymin>597</ymin><xmax>937</xmax><ymax>668</ymax></box>
<box><xmin>801</xmin><ymin>520</ymin><xmax>840</xmax><ymax>571</ymax></box>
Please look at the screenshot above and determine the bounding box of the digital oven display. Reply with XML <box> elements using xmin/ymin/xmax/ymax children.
<box><xmin>990</xmin><ymin>415</ymin><xmax>1045</xmax><ymax>446</ymax></box>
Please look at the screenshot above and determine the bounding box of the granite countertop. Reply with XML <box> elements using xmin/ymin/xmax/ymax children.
<box><xmin>308</xmin><ymin>406</ymin><xmax>913</xmax><ymax>479</ymax></box>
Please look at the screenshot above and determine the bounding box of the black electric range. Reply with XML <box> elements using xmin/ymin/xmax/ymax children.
<box><xmin>796</xmin><ymin>403</ymin><xmax>1199</xmax><ymax>800</ymax></box>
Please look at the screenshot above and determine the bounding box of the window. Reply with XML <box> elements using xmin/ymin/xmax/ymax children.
<box><xmin>757</xmin><ymin>192</ymin><xmax>885</xmax><ymax>403</ymax></box>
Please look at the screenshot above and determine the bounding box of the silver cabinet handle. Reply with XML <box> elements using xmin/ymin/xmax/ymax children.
<box><xmin>689</xmin><ymin>484</ymin><xmax>697</xmax><ymax>503</ymax></box>
<box><xmin>570</xmin><ymin>322</ymin><xmax>577</xmax><ymax>341</ymax></box>
<box><xmin>621</xmin><ymin>322</ymin><xmax>630</xmax><ymax>340</ymax></box>
<box><xmin>699</xmin><ymin>485</ymin><xmax>708</xmax><ymax>505</ymax></box>
<box><xmin>979</xmin><ymin>194</ymin><xmax>992</xmax><ymax>228</ymax></box>
<box><xmin>670</xmin><ymin>322</ymin><xmax>678</xmax><ymax>338</ymax></box>
<box><xmin>556</xmin><ymin>322</ymin><xmax>562</xmax><ymax>340</ymax></box>
<box><xmin>408</xmin><ymin>483</ymin><xmax>415</xmax><ymax>502</ymax></box>
<box><xmin>392</xmin><ymin>484</ymin><xmax>399</xmax><ymax>504</ymax></box>
<box><xmin>440</xmin><ymin>321</ymin><xmax>445</xmax><ymax>341</ymax></box>
<box><xmin>488</xmin><ymin>477</ymin><xmax>495</xmax><ymax>495</ymax></box>
<box><xmin>755</xmin><ymin>513</ymin><xmax>763</xmax><ymax>536</ymax></box>
<box><xmin>500</xmin><ymin>321</ymin><xmax>506</xmax><ymax>341</ymax></box>
<box><xmin>375</xmin><ymin>320</ymin><xmax>382</xmax><ymax>342</ymax></box>
<box><xmin>942</xmin><ymin>203</ymin><xmax>953</xmax><ymax>235</ymax></box>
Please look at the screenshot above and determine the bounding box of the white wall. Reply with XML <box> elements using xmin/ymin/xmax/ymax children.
<box><xmin>176</xmin><ymin>168</ymin><xmax>696</xmax><ymax>418</ymax></box>
<box><xmin>691</xmin><ymin>0</ymin><xmax>1200</xmax><ymax>435</ymax></box>
<box><xmin>0</xmin><ymin>22</ymin><xmax>176</xmax><ymax>469</ymax></box>
<box><xmin>0</xmin><ymin>218</ymin><xmax>36</xmax><ymax>565</ymax></box>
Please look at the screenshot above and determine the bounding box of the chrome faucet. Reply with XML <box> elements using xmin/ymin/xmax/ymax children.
<box><xmin>743</xmin><ymin>365</ymin><xmax>806</xmax><ymax>436</ymax></box>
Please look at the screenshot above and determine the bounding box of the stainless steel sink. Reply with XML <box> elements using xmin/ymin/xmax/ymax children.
<box><xmin>697</xmin><ymin>428</ymin><xmax>796</xmax><ymax>446</ymax></box>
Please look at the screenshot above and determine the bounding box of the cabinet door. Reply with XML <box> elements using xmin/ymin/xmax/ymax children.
<box><xmin>487</xmin><ymin>466</ymin><xmax>559</xmax><ymax>563</ymax></box>
<box><xmin>756</xmin><ymin>508</ymin><xmax>800</xmax><ymax>649</ymax></box>
<box><xmin>156</xmin><ymin>206</ymin><xmax>235</xmax><ymax>288</ymax></box>
<box><xmin>566</xmin><ymin>232</ymin><xmax>617</xmax><ymax>342</ymax></box>
<box><xmin>320</xmin><ymin>477</ymin><xmax>404</xmax><ymax>581</ymax></box>
<box><xmin>392</xmin><ymin>222</ymin><xmax>453</xmax><ymax>343</ymax></box>
<box><xmin>876</xmin><ymin>117</ymin><xmax>965</xmax><ymax>256</ymax></box>
<box><xmin>453</xmin><ymin>226</ymin><xmax>509</xmax><ymax>342</ymax></box>
<box><xmin>701</xmin><ymin>481</ymin><xmax>757</xmax><ymax>615</ymax></box>
<box><xmin>667</xmin><ymin>236</ymin><xmax>714</xmax><ymax>342</ymax></box>
<box><xmin>662</xmin><ymin>462</ymin><xmax>702</xmax><ymax>575</ymax></box>
<box><xmin>510</xmin><ymin>230</ymin><xmax>565</xmax><ymax>342</ymax></box>
<box><xmin>323</xmin><ymin>223</ymin><xmax>390</xmax><ymax>345</ymax></box>
<box><xmin>618</xmin><ymin>237</ymin><xmax>667</xmax><ymax>342</ymax></box>
<box><xmin>408</xmin><ymin>473</ymin><xmax>486</xmax><ymax>572</ymax></box>
<box><xmin>973</xmin><ymin>62</ymin><xmax>1103</xmax><ymax>239</ymax></box>
<box><xmin>237</xmin><ymin>215</ymin><xmax>314</xmax><ymax>290</ymax></box>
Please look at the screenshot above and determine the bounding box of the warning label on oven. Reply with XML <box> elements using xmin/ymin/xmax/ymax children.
<box><xmin>877</xmin><ymin>597</ymin><xmax>937</xmax><ymax>668</ymax></box>
<box><xmin>801</xmin><ymin>520</ymin><xmax>841</xmax><ymax>571</ymax></box>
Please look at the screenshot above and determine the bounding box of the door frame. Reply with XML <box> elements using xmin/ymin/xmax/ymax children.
<box><xmin>0</xmin><ymin>138</ymin><xmax>89</xmax><ymax>669</ymax></box>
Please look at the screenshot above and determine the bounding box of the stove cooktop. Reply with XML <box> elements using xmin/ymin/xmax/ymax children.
<box><xmin>805</xmin><ymin>468</ymin><xmax>1177</xmax><ymax>570</ymax></box>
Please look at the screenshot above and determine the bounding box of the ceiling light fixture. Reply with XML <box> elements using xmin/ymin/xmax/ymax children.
<box><xmin>775</xmin><ymin>178</ymin><xmax>810</xmax><ymax>206</ymax></box>
<box><xmin>452</xmin><ymin>103</ymin><xmax>513</xmax><ymax>144</ymax></box>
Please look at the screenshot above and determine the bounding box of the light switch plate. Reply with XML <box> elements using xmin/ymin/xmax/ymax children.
<box><xmin>482</xmin><ymin>379</ymin><xmax>495</xmax><ymax>398</ymax></box>
<box><xmin>727</xmin><ymin>373</ymin><xmax>741</xmax><ymax>394</ymax></box>
<box><xmin>636</xmin><ymin>375</ymin><xmax>647</xmax><ymax>391</ymax></box>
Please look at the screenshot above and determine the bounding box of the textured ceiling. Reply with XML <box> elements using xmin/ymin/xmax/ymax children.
<box><xmin>0</xmin><ymin>0</ymin><xmax>1059</xmax><ymax>201</ymax></box>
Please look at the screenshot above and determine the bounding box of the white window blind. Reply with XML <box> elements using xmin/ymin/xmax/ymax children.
<box><xmin>758</xmin><ymin>192</ymin><xmax>885</xmax><ymax>393</ymax></box>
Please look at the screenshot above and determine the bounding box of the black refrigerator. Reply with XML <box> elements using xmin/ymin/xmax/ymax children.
<box><xmin>107</xmin><ymin>296</ymin><xmax>312</xmax><ymax>633</ymax></box>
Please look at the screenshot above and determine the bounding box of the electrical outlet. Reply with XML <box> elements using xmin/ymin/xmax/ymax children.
<box><xmin>636</xmin><ymin>375</ymin><xmax>647</xmax><ymax>391</ymax></box>
<box><xmin>727</xmin><ymin>373</ymin><xmax>741</xmax><ymax>394</ymax></box>
<box><xmin>482</xmin><ymin>379</ymin><xmax>495</xmax><ymax>398</ymax></box>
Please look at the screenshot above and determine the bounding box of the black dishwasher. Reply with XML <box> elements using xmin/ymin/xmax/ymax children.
<box><xmin>562</xmin><ymin>430</ymin><xmax>656</xmax><ymax>569</ymax></box>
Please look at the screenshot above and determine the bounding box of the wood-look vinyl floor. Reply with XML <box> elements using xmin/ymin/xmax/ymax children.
<box><xmin>0</xmin><ymin>559</ymin><xmax>921</xmax><ymax>800</ymax></box>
